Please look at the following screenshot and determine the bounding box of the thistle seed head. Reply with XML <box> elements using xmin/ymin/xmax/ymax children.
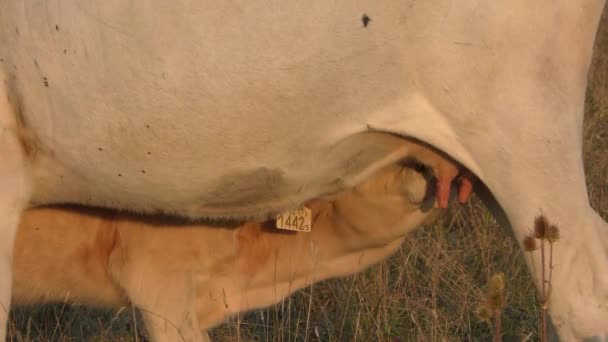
<box><xmin>476</xmin><ymin>304</ymin><xmax>492</xmax><ymax>323</ymax></box>
<box><xmin>523</xmin><ymin>234</ymin><xmax>539</xmax><ymax>251</ymax></box>
<box><xmin>546</xmin><ymin>224</ymin><xmax>560</xmax><ymax>243</ymax></box>
<box><xmin>487</xmin><ymin>272</ymin><xmax>507</xmax><ymax>310</ymax></box>
<box><xmin>534</xmin><ymin>215</ymin><xmax>549</xmax><ymax>239</ymax></box>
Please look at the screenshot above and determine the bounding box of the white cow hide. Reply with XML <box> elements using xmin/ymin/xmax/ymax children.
<box><xmin>0</xmin><ymin>0</ymin><xmax>606</xmax><ymax>340</ymax></box>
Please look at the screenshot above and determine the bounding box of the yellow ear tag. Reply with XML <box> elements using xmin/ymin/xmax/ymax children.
<box><xmin>275</xmin><ymin>207</ymin><xmax>312</xmax><ymax>232</ymax></box>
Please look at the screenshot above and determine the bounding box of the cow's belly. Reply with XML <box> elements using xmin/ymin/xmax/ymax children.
<box><xmin>1</xmin><ymin>0</ymin><xmax>495</xmax><ymax>219</ymax></box>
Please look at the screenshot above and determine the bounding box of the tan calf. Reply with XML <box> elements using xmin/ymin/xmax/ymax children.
<box><xmin>12</xmin><ymin>158</ymin><xmax>449</xmax><ymax>341</ymax></box>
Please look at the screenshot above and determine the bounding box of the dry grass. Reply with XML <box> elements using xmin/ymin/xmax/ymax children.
<box><xmin>8</xmin><ymin>8</ymin><xmax>608</xmax><ymax>342</ymax></box>
<box><xmin>209</xmin><ymin>200</ymin><xmax>540</xmax><ymax>342</ymax></box>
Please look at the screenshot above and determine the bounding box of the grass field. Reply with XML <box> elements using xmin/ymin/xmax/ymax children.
<box><xmin>8</xmin><ymin>8</ymin><xmax>608</xmax><ymax>342</ymax></box>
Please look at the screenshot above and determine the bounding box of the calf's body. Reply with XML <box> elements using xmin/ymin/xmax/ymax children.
<box><xmin>13</xmin><ymin>162</ymin><xmax>436</xmax><ymax>341</ymax></box>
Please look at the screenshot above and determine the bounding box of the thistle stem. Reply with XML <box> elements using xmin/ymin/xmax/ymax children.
<box><xmin>548</xmin><ymin>243</ymin><xmax>554</xmax><ymax>299</ymax></box>
<box><xmin>494</xmin><ymin>310</ymin><xmax>502</xmax><ymax>342</ymax></box>
<box><xmin>540</xmin><ymin>239</ymin><xmax>547</xmax><ymax>342</ymax></box>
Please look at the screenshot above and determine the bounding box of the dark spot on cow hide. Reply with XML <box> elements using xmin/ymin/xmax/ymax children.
<box><xmin>7</xmin><ymin>86</ymin><xmax>41</xmax><ymax>159</ymax></box>
<box><xmin>63</xmin><ymin>49</ymin><xmax>67</xmax><ymax>55</ymax></box>
<box><xmin>15</xmin><ymin>108</ymin><xmax>38</xmax><ymax>159</ymax></box>
<box><xmin>98</xmin><ymin>147</ymin><xmax>103</xmax><ymax>151</ymax></box>
<box><xmin>33</xmin><ymin>59</ymin><xmax>39</xmax><ymax>69</ymax></box>
<box><xmin>15</xmin><ymin>27</ymin><xmax>19</xmax><ymax>36</ymax></box>
<box><xmin>141</xmin><ymin>170</ymin><xmax>146</xmax><ymax>174</ymax></box>
<box><xmin>55</xmin><ymin>25</ymin><xmax>59</xmax><ymax>31</ymax></box>
<box><xmin>202</xmin><ymin>168</ymin><xmax>290</xmax><ymax>213</ymax></box>
<box><xmin>361</xmin><ymin>14</ymin><xmax>371</xmax><ymax>28</ymax></box>
<box><xmin>147</xmin><ymin>151</ymin><xmax>151</xmax><ymax>155</ymax></box>
<box><xmin>43</xmin><ymin>77</ymin><xmax>48</xmax><ymax>87</ymax></box>
<box><xmin>117</xmin><ymin>173</ymin><xmax>122</xmax><ymax>177</ymax></box>
<box><xmin>145</xmin><ymin>124</ymin><xmax>150</xmax><ymax>129</ymax></box>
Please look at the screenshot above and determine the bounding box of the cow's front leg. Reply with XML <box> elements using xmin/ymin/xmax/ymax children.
<box><xmin>0</xmin><ymin>79</ymin><xmax>31</xmax><ymax>340</ymax></box>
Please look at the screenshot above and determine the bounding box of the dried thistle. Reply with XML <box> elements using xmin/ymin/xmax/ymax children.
<box><xmin>523</xmin><ymin>234</ymin><xmax>539</xmax><ymax>251</ymax></box>
<box><xmin>546</xmin><ymin>224</ymin><xmax>560</xmax><ymax>244</ymax></box>
<box><xmin>478</xmin><ymin>272</ymin><xmax>507</xmax><ymax>342</ymax></box>
<box><xmin>534</xmin><ymin>215</ymin><xmax>549</xmax><ymax>239</ymax></box>
<box><xmin>487</xmin><ymin>272</ymin><xmax>507</xmax><ymax>310</ymax></box>
<box><xmin>476</xmin><ymin>304</ymin><xmax>492</xmax><ymax>323</ymax></box>
<box><xmin>526</xmin><ymin>214</ymin><xmax>560</xmax><ymax>342</ymax></box>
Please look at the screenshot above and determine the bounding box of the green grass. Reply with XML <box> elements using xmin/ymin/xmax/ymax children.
<box><xmin>8</xmin><ymin>8</ymin><xmax>608</xmax><ymax>342</ymax></box>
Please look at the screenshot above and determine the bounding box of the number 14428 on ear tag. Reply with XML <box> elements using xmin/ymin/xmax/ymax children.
<box><xmin>276</xmin><ymin>207</ymin><xmax>312</xmax><ymax>232</ymax></box>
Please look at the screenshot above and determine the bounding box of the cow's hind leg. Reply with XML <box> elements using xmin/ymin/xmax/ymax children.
<box><xmin>480</xmin><ymin>156</ymin><xmax>608</xmax><ymax>341</ymax></box>
<box><xmin>419</xmin><ymin>5</ymin><xmax>608</xmax><ymax>336</ymax></box>
<box><xmin>0</xmin><ymin>78</ymin><xmax>31</xmax><ymax>340</ymax></box>
<box><xmin>470</xmin><ymin>109</ymin><xmax>608</xmax><ymax>340</ymax></box>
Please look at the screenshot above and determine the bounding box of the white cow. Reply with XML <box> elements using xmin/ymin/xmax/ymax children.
<box><xmin>12</xmin><ymin>148</ymin><xmax>442</xmax><ymax>342</ymax></box>
<box><xmin>0</xmin><ymin>0</ymin><xmax>606</xmax><ymax>340</ymax></box>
